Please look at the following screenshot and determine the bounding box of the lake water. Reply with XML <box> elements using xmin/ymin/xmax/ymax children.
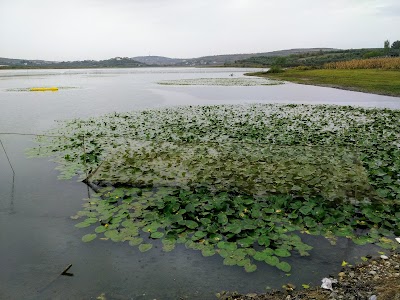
<box><xmin>0</xmin><ymin>68</ymin><xmax>399</xmax><ymax>300</ymax></box>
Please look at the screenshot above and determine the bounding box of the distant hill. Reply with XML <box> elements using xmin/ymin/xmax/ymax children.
<box><xmin>131</xmin><ymin>56</ymin><xmax>183</xmax><ymax>65</ymax></box>
<box><xmin>0</xmin><ymin>57</ymin><xmax>56</xmax><ymax>67</ymax></box>
<box><xmin>0</xmin><ymin>48</ymin><xmax>340</xmax><ymax>69</ymax></box>
<box><xmin>0</xmin><ymin>57</ymin><xmax>148</xmax><ymax>69</ymax></box>
<box><xmin>132</xmin><ymin>48</ymin><xmax>337</xmax><ymax>66</ymax></box>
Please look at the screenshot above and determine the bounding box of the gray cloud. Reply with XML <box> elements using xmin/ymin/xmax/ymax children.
<box><xmin>0</xmin><ymin>0</ymin><xmax>399</xmax><ymax>60</ymax></box>
<box><xmin>375</xmin><ymin>4</ymin><xmax>400</xmax><ymax>16</ymax></box>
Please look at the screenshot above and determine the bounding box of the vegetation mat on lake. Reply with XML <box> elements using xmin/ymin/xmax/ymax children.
<box><xmin>157</xmin><ymin>77</ymin><xmax>283</xmax><ymax>86</ymax></box>
<box><xmin>91</xmin><ymin>141</ymin><xmax>375</xmax><ymax>202</ymax></box>
<box><xmin>28</xmin><ymin>104</ymin><xmax>400</xmax><ymax>273</ymax></box>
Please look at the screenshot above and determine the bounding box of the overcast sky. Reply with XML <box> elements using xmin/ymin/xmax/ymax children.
<box><xmin>1</xmin><ymin>0</ymin><xmax>399</xmax><ymax>61</ymax></box>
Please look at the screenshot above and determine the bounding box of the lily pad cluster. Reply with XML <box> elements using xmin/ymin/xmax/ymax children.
<box><xmin>28</xmin><ymin>104</ymin><xmax>400</xmax><ymax>272</ymax></box>
<box><xmin>157</xmin><ymin>78</ymin><xmax>283</xmax><ymax>86</ymax></box>
<box><xmin>91</xmin><ymin>141</ymin><xmax>376</xmax><ymax>203</ymax></box>
<box><xmin>73</xmin><ymin>186</ymin><xmax>399</xmax><ymax>273</ymax></box>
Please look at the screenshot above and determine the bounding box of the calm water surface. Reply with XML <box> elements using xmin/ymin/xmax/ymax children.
<box><xmin>0</xmin><ymin>68</ymin><xmax>398</xmax><ymax>299</ymax></box>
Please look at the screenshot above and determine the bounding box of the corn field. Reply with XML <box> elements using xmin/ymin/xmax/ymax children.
<box><xmin>324</xmin><ymin>57</ymin><xmax>400</xmax><ymax>70</ymax></box>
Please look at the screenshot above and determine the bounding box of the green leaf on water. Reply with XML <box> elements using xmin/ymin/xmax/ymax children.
<box><xmin>218</xmin><ymin>214</ymin><xmax>229</xmax><ymax>225</ymax></box>
<box><xmin>201</xmin><ymin>247</ymin><xmax>216</xmax><ymax>257</ymax></box>
<box><xmin>237</xmin><ymin>237</ymin><xmax>254</xmax><ymax>247</ymax></box>
<box><xmin>265</xmin><ymin>255</ymin><xmax>279</xmax><ymax>266</ymax></box>
<box><xmin>185</xmin><ymin>220</ymin><xmax>198</xmax><ymax>229</ymax></box>
<box><xmin>274</xmin><ymin>248</ymin><xmax>291</xmax><ymax>258</ymax></box>
<box><xmin>104</xmin><ymin>229</ymin><xmax>121</xmax><ymax>241</ymax></box>
<box><xmin>139</xmin><ymin>243</ymin><xmax>153</xmax><ymax>252</ymax></box>
<box><xmin>150</xmin><ymin>232</ymin><xmax>164</xmax><ymax>239</ymax></box>
<box><xmin>276</xmin><ymin>261</ymin><xmax>291</xmax><ymax>272</ymax></box>
<box><xmin>223</xmin><ymin>257</ymin><xmax>237</xmax><ymax>266</ymax></box>
<box><xmin>193</xmin><ymin>231</ymin><xmax>207</xmax><ymax>240</ymax></box>
<box><xmin>129</xmin><ymin>237</ymin><xmax>143</xmax><ymax>246</ymax></box>
<box><xmin>244</xmin><ymin>263</ymin><xmax>257</xmax><ymax>273</ymax></box>
<box><xmin>82</xmin><ymin>233</ymin><xmax>97</xmax><ymax>242</ymax></box>
<box><xmin>75</xmin><ymin>221</ymin><xmax>91</xmax><ymax>228</ymax></box>
<box><xmin>253</xmin><ymin>251</ymin><xmax>268</xmax><ymax>261</ymax></box>
<box><xmin>225</xmin><ymin>224</ymin><xmax>241</xmax><ymax>234</ymax></box>
<box><xmin>217</xmin><ymin>241</ymin><xmax>237</xmax><ymax>251</ymax></box>
<box><xmin>95</xmin><ymin>226</ymin><xmax>107</xmax><ymax>233</ymax></box>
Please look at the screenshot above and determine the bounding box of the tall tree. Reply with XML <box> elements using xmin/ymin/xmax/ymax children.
<box><xmin>384</xmin><ymin>40</ymin><xmax>390</xmax><ymax>54</ymax></box>
<box><xmin>392</xmin><ymin>40</ymin><xmax>400</xmax><ymax>49</ymax></box>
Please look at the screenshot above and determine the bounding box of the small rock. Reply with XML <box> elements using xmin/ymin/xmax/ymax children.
<box><xmin>338</xmin><ymin>272</ymin><xmax>346</xmax><ymax>277</ymax></box>
<box><xmin>246</xmin><ymin>293</ymin><xmax>258</xmax><ymax>298</ymax></box>
<box><xmin>369</xmin><ymin>295</ymin><xmax>377</xmax><ymax>300</ymax></box>
<box><xmin>282</xmin><ymin>283</ymin><xmax>296</xmax><ymax>292</ymax></box>
<box><xmin>329</xmin><ymin>292</ymin><xmax>338</xmax><ymax>299</ymax></box>
<box><xmin>373</xmin><ymin>276</ymin><xmax>380</xmax><ymax>281</ymax></box>
<box><xmin>349</xmin><ymin>272</ymin><xmax>355</xmax><ymax>277</ymax></box>
<box><xmin>380</xmin><ymin>255</ymin><xmax>389</xmax><ymax>260</ymax></box>
<box><xmin>394</xmin><ymin>265</ymin><xmax>400</xmax><ymax>270</ymax></box>
<box><xmin>369</xmin><ymin>271</ymin><xmax>377</xmax><ymax>276</ymax></box>
<box><xmin>321</xmin><ymin>278</ymin><xmax>337</xmax><ymax>290</ymax></box>
<box><xmin>286</xmin><ymin>283</ymin><xmax>296</xmax><ymax>290</ymax></box>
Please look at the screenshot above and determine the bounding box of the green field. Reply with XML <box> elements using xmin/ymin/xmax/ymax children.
<box><xmin>247</xmin><ymin>69</ymin><xmax>400</xmax><ymax>97</ymax></box>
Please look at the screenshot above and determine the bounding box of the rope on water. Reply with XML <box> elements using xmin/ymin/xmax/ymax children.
<box><xmin>0</xmin><ymin>138</ymin><xmax>15</xmax><ymax>175</ymax></box>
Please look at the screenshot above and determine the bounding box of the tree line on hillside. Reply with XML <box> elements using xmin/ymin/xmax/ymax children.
<box><xmin>0</xmin><ymin>57</ymin><xmax>148</xmax><ymax>69</ymax></box>
<box><xmin>228</xmin><ymin>41</ymin><xmax>400</xmax><ymax>68</ymax></box>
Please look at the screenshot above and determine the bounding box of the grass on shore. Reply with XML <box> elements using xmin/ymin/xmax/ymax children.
<box><xmin>247</xmin><ymin>69</ymin><xmax>400</xmax><ymax>97</ymax></box>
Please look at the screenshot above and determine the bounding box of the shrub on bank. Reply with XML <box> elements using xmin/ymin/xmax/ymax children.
<box><xmin>266</xmin><ymin>65</ymin><xmax>284</xmax><ymax>73</ymax></box>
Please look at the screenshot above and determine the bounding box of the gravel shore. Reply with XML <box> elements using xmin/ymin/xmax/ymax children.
<box><xmin>218</xmin><ymin>252</ymin><xmax>400</xmax><ymax>300</ymax></box>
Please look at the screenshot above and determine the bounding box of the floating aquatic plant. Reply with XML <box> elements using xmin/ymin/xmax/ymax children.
<box><xmin>28</xmin><ymin>104</ymin><xmax>400</xmax><ymax>272</ymax></box>
<box><xmin>91</xmin><ymin>142</ymin><xmax>376</xmax><ymax>203</ymax></box>
<box><xmin>157</xmin><ymin>77</ymin><xmax>283</xmax><ymax>86</ymax></box>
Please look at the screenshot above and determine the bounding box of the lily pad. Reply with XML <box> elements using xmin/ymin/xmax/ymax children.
<box><xmin>244</xmin><ymin>263</ymin><xmax>257</xmax><ymax>273</ymax></box>
<box><xmin>150</xmin><ymin>232</ymin><xmax>164</xmax><ymax>239</ymax></box>
<box><xmin>265</xmin><ymin>255</ymin><xmax>280</xmax><ymax>266</ymax></box>
<box><xmin>82</xmin><ymin>233</ymin><xmax>97</xmax><ymax>242</ymax></box>
<box><xmin>276</xmin><ymin>261</ymin><xmax>291</xmax><ymax>273</ymax></box>
<box><xmin>129</xmin><ymin>237</ymin><xmax>143</xmax><ymax>246</ymax></box>
<box><xmin>139</xmin><ymin>243</ymin><xmax>153</xmax><ymax>252</ymax></box>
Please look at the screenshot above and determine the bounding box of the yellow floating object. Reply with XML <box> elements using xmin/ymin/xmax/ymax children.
<box><xmin>30</xmin><ymin>87</ymin><xmax>59</xmax><ymax>91</ymax></box>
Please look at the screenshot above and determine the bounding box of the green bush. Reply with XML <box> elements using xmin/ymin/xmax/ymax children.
<box><xmin>363</xmin><ymin>51</ymin><xmax>382</xmax><ymax>59</ymax></box>
<box><xmin>267</xmin><ymin>65</ymin><xmax>284</xmax><ymax>73</ymax></box>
